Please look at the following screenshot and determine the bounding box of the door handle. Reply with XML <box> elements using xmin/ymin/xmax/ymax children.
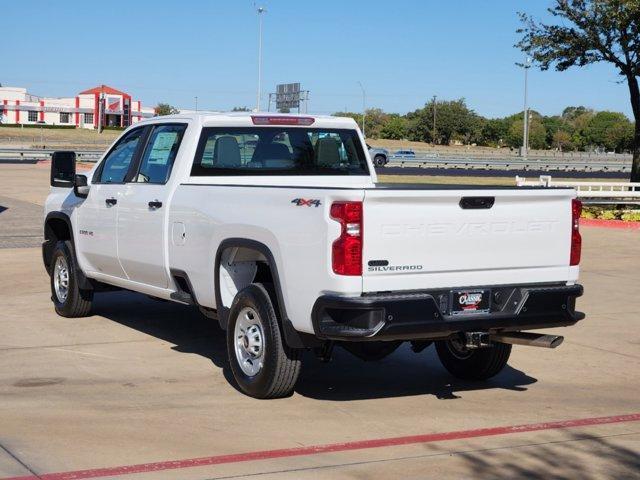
<box><xmin>105</xmin><ymin>197</ymin><xmax>117</xmax><ymax>206</ymax></box>
<box><xmin>148</xmin><ymin>200</ymin><xmax>163</xmax><ymax>209</ymax></box>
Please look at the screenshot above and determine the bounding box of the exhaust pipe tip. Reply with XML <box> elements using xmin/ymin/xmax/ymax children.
<box><xmin>490</xmin><ymin>332</ymin><xmax>564</xmax><ymax>349</ymax></box>
<box><xmin>548</xmin><ymin>335</ymin><xmax>564</xmax><ymax>348</ymax></box>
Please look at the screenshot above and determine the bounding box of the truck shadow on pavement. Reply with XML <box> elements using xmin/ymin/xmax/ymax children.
<box><xmin>93</xmin><ymin>291</ymin><xmax>537</xmax><ymax>401</ymax></box>
<box><xmin>295</xmin><ymin>347</ymin><xmax>536</xmax><ymax>401</ymax></box>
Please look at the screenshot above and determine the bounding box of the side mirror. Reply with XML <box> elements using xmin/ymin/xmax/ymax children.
<box><xmin>51</xmin><ymin>151</ymin><xmax>76</xmax><ymax>187</ymax></box>
<box><xmin>74</xmin><ymin>174</ymin><xmax>90</xmax><ymax>198</ymax></box>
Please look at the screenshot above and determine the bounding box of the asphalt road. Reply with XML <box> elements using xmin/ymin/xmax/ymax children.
<box><xmin>0</xmin><ymin>164</ymin><xmax>639</xmax><ymax>480</ymax></box>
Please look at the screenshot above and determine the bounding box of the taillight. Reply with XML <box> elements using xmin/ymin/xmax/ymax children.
<box><xmin>570</xmin><ymin>199</ymin><xmax>582</xmax><ymax>266</ymax></box>
<box><xmin>330</xmin><ymin>201</ymin><xmax>363</xmax><ymax>276</ymax></box>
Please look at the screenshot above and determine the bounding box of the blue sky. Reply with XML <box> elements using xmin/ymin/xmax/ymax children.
<box><xmin>2</xmin><ymin>0</ymin><xmax>632</xmax><ymax>118</ymax></box>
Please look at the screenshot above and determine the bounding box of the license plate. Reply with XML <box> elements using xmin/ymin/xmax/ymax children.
<box><xmin>450</xmin><ymin>289</ymin><xmax>491</xmax><ymax>315</ymax></box>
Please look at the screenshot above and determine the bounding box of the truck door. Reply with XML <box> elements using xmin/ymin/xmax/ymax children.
<box><xmin>76</xmin><ymin>127</ymin><xmax>147</xmax><ymax>278</ymax></box>
<box><xmin>116</xmin><ymin>124</ymin><xmax>187</xmax><ymax>289</ymax></box>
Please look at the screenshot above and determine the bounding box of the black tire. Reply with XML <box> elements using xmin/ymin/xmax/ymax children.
<box><xmin>50</xmin><ymin>240</ymin><xmax>93</xmax><ymax>317</ymax></box>
<box><xmin>226</xmin><ymin>283</ymin><xmax>302</xmax><ymax>399</ymax></box>
<box><xmin>435</xmin><ymin>338</ymin><xmax>511</xmax><ymax>380</ymax></box>
<box><xmin>374</xmin><ymin>154</ymin><xmax>387</xmax><ymax>167</ymax></box>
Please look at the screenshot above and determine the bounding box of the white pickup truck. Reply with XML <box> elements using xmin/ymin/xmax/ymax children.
<box><xmin>43</xmin><ymin>113</ymin><xmax>584</xmax><ymax>398</ymax></box>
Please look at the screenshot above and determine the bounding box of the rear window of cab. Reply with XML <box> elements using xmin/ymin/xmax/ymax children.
<box><xmin>191</xmin><ymin>127</ymin><xmax>369</xmax><ymax>176</ymax></box>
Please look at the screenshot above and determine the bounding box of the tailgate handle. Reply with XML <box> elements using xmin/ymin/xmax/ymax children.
<box><xmin>459</xmin><ymin>196</ymin><xmax>495</xmax><ymax>209</ymax></box>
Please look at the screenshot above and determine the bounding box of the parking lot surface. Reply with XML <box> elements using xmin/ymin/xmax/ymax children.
<box><xmin>0</xmin><ymin>164</ymin><xmax>639</xmax><ymax>479</ymax></box>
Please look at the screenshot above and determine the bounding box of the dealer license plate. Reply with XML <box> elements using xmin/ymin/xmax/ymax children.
<box><xmin>450</xmin><ymin>289</ymin><xmax>491</xmax><ymax>315</ymax></box>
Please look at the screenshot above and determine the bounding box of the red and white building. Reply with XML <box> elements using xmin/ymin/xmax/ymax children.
<box><xmin>0</xmin><ymin>84</ymin><xmax>155</xmax><ymax>129</ymax></box>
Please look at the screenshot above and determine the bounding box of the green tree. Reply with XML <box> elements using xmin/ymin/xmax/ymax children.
<box><xmin>542</xmin><ymin>115</ymin><xmax>565</xmax><ymax>147</ymax></box>
<box><xmin>517</xmin><ymin>0</ymin><xmax>640</xmax><ymax>180</ymax></box>
<box><xmin>479</xmin><ymin>118</ymin><xmax>510</xmax><ymax>147</ymax></box>
<box><xmin>569</xmin><ymin>111</ymin><xmax>596</xmax><ymax>149</ymax></box>
<box><xmin>553</xmin><ymin>129</ymin><xmax>574</xmax><ymax>151</ymax></box>
<box><xmin>232</xmin><ymin>106</ymin><xmax>251</xmax><ymax>112</ymax></box>
<box><xmin>379</xmin><ymin>115</ymin><xmax>407</xmax><ymax>140</ymax></box>
<box><xmin>562</xmin><ymin>106</ymin><xmax>593</xmax><ymax>121</ymax></box>
<box><xmin>333</xmin><ymin>109</ymin><xmax>389</xmax><ymax>138</ymax></box>
<box><xmin>155</xmin><ymin>103</ymin><xmax>179</xmax><ymax>116</ymax></box>
<box><xmin>506</xmin><ymin>117</ymin><xmax>547</xmax><ymax>149</ymax></box>
<box><xmin>362</xmin><ymin>108</ymin><xmax>389</xmax><ymax>139</ymax></box>
<box><xmin>406</xmin><ymin>98</ymin><xmax>480</xmax><ymax>145</ymax></box>
<box><xmin>584</xmin><ymin>111</ymin><xmax>634</xmax><ymax>151</ymax></box>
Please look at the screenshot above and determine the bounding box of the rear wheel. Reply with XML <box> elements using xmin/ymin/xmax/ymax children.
<box><xmin>374</xmin><ymin>154</ymin><xmax>386</xmax><ymax>167</ymax></box>
<box><xmin>226</xmin><ymin>283</ymin><xmax>302</xmax><ymax>399</ymax></box>
<box><xmin>435</xmin><ymin>336</ymin><xmax>511</xmax><ymax>380</ymax></box>
<box><xmin>50</xmin><ymin>240</ymin><xmax>93</xmax><ymax>317</ymax></box>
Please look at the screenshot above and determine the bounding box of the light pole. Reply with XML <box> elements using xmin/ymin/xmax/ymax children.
<box><xmin>357</xmin><ymin>81</ymin><xmax>366</xmax><ymax>137</ymax></box>
<box><xmin>432</xmin><ymin>95</ymin><xmax>437</xmax><ymax>145</ymax></box>
<box><xmin>522</xmin><ymin>57</ymin><xmax>531</xmax><ymax>158</ymax></box>
<box><xmin>256</xmin><ymin>6</ymin><xmax>266</xmax><ymax>112</ymax></box>
<box><xmin>195</xmin><ymin>96</ymin><xmax>198</xmax><ymax>112</ymax></box>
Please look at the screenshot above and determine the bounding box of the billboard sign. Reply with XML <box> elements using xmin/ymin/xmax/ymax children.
<box><xmin>106</xmin><ymin>96</ymin><xmax>121</xmax><ymax>112</ymax></box>
<box><xmin>276</xmin><ymin>83</ymin><xmax>301</xmax><ymax>110</ymax></box>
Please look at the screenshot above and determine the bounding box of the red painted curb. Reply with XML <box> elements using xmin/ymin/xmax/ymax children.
<box><xmin>581</xmin><ymin>218</ymin><xmax>640</xmax><ymax>230</ymax></box>
<box><xmin>4</xmin><ymin>413</ymin><xmax>640</xmax><ymax>480</ymax></box>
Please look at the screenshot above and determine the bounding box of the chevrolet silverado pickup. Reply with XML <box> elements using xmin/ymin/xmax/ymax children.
<box><xmin>43</xmin><ymin>113</ymin><xmax>584</xmax><ymax>398</ymax></box>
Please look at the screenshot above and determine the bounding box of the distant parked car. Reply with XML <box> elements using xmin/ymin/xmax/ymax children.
<box><xmin>367</xmin><ymin>144</ymin><xmax>389</xmax><ymax>166</ymax></box>
<box><xmin>393</xmin><ymin>149</ymin><xmax>416</xmax><ymax>158</ymax></box>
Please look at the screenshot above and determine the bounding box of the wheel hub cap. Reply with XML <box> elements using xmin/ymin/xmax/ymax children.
<box><xmin>53</xmin><ymin>256</ymin><xmax>69</xmax><ymax>302</ymax></box>
<box><xmin>234</xmin><ymin>307</ymin><xmax>264</xmax><ymax>377</ymax></box>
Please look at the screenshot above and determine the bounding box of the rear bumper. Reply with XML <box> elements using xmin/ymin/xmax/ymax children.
<box><xmin>311</xmin><ymin>284</ymin><xmax>584</xmax><ymax>341</ymax></box>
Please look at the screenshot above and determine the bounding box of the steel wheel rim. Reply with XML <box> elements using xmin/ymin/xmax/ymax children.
<box><xmin>234</xmin><ymin>307</ymin><xmax>265</xmax><ymax>377</ymax></box>
<box><xmin>53</xmin><ymin>256</ymin><xmax>69</xmax><ymax>302</ymax></box>
<box><xmin>446</xmin><ymin>337</ymin><xmax>473</xmax><ymax>360</ymax></box>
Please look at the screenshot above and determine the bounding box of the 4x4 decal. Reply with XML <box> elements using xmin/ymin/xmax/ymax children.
<box><xmin>291</xmin><ymin>198</ymin><xmax>321</xmax><ymax>208</ymax></box>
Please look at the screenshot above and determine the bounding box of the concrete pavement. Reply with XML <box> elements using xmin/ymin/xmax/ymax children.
<box><xmin>0</xmin><ymin>164</ymin><xmax>639</xmax><ymax>479</ymax></box>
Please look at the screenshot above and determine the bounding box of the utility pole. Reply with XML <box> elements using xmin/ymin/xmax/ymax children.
<box><xmin>357</xmin><ymin>81</ymin><xmax>366</xmax><ymax>137</ymax></box>
<box><xmin>256</xmin><ymin>6</ymin><xmax>266</xmax><ymax>112</ymax></box>
<box><xmin>522</xmin><ymin>57</ymin><xmax>531</xmax><ymax>158</ymax></box>
<box><xmin>432</xmin><ymin>95</ymin><xmax>437</xmax><ymax>145</ymax></box>
<box><xmin>195</xmin><ymin>96</ymin><xmax>198</xmax><ymax>112</ymax></box>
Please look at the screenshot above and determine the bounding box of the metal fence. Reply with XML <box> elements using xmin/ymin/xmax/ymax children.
<box><xmin>386</xmin><ymin>152</ymin><xmax>631</xmax><ymax>173</ymax></box>
<box><xmin>516</xmin><ymin>175</ymin><xmax>640</xmax><ymax>205</ymax></box>
<box><xmin>0</xmin><ymin>147</ymin><xmax>103</xmax><ymax>162</ymax></box>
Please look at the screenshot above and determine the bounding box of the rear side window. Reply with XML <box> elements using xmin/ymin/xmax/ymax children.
<box><xmin>135</xmin><ymin>124</ymin><xmax>186</xmax><ymax>184</ymax></box>
<box><xmin>94</xmin><ymin>128</ymin><xmax>145</xmax><ymax>183</ymax></box>
<box><xmin>191</xmin><ymin>127</ymin><xmax>369</xmax><ymax>176</ymax></box>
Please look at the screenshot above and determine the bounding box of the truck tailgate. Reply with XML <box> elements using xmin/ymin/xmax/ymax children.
<box><xmin>362</xmin><ymin>187</ymin><xmax>575</xmax><ymax>292</ymax></box>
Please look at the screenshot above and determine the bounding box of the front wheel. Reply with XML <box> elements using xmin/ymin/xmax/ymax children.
<box><xmin>50</xmin><ymin>240</ymin><xmax>93</xmax><ymax>317</ymax></box>
<box><xmin>435</xmin><ymin>336</ymin><xmax>511</xmax><ymax>380</ymax></box>
<box><xmin>226</xmin><ymin>283</ymin><xmax>302</xmax><ymax>399</ymax></box>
